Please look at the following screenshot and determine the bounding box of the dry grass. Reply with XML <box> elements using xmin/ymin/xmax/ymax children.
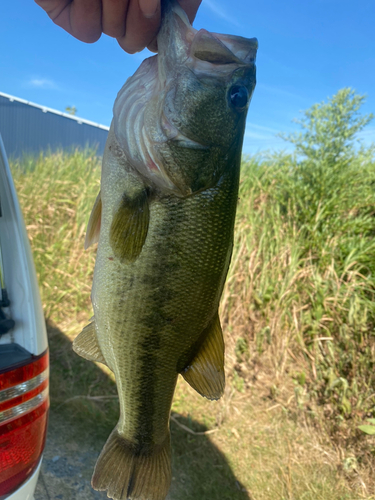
<box><xmin>171</xmin><ymin>376</ymin><xmax>357</xmax><ymax>500</ymax></box>
<box><xmin>11</xmin><ymin>149</ymin><xmax>100</xmax><ymax>331</ymax></box>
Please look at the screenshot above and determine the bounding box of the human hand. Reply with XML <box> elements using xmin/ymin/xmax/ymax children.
<box><xmin>34</xmin><ymin>0</ymin><xmax>202</xmax><ymax>53</ymax></box>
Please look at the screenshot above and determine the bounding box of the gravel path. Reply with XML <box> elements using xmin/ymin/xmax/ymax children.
<box><xmin>35</xmin><ymin>427</ymin><xmax>107</xmax><ymax>500</ymax></box>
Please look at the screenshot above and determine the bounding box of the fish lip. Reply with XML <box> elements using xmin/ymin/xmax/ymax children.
<box><xmin>208</xmin><ymin>33</ymin><xmax>258</xmax><ymax>65</ymax></box>
<box><xmin>190</xmin><ymin>29</ymin><xmax>258</xmax><ymax>66</ymax></box>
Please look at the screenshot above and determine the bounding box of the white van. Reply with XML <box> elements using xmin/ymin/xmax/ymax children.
<box><xmin>0</xmin><ymin>134</ymin><xmax>49</xmax><ymax>499</ymax></box>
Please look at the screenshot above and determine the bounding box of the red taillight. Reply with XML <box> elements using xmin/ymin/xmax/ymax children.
<box><xmin>0</xmin><ymin>350</ymin><xmax>49</xmax><ymax>497</ymax></box>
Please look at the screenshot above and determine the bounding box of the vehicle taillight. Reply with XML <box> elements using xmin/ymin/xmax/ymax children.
<box><xmin>0</xmin><ymin>350</ymin><xmax>49</xmax><ymax>497</ymax></box>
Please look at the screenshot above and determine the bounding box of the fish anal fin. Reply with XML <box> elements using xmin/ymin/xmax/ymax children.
<box><xmin>73</xmin><ymin>320</ymin><xmax>107</xmax><ymax>366</ymax></box>
<box><xmin>92</xmin><ymin>427</ymin><xmax>171</xmax><ymax>500</ymax></box>
<box><xmin>85</xmin><ymin>191</ymin><xmax>102</xmax><ymax>249</ymax></box>
<box><xmin>109</xmin><ymin>189</ymin><xmax>149</xmax><ymax>263</ymax></box>
<box><xmin>181</xmin><ymin>313</ymin><xmax>225</xmax><ymax>401</ymax></box>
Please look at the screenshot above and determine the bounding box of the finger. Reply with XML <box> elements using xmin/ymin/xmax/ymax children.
<box><xmin>139</xmin><ymin>0</ymin><xmax>159</xmax><ymax>18</ymax></box>
<box><xmin>117</xmin><ymin>0</ymin><xmax>160</xmax><ymax>53</ymax></box>
<box><xmin>177</xmin><ymin>0</ymin><xmax>202</xmax><ymax>24</ymax></box>
<box><xmin>102</xmin><ymin>0</ymin><xmax>129</xmax><ymax>38</ymax></box>
<box><xmin>35</xmin><ymin>0</ymin><xmax>102</xmax><ymax>43</ymax></box>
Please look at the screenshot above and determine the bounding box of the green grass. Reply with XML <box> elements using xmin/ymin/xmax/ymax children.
<box><xmin>221</xmin><ymin>90</ymin><xmax>375</xmax><ymax>449</ymax></box>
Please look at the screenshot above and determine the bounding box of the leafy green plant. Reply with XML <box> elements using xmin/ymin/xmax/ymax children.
<box><xmin>271</xmin><ymin>89</ymin><xmax>375</xmax><ymax>260</ymax></box>
<box><xmin>358</xmin><ymin>419</ymin><xmax>375</xmax><ymax>436</ymax></box>
<box><xmin>281</xmin><ymin>88</ymin><xmax>373</xmax><ymax>163</ymax></box>
<box><xmin>235</xmin><ymin>337</ymin><xmax>249</xmax><ymax>362</ymax></box>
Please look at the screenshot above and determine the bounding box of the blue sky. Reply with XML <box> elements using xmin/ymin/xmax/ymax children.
<box><xmin>1</xmin><ymin>0</ymin><xmax>374</xmax><ymax>155</ymax></box>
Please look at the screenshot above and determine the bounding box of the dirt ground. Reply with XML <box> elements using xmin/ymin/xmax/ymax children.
<box><xmin>35</xmin><ymin>436</ymin><xmax>106</xmax><ymax>500</ymax></box>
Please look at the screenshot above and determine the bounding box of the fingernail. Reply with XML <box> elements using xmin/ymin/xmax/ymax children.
<box><xmin>139</xmin><ymin>0</ymin><xmax>159</xmax><ymax>18</ymax></box>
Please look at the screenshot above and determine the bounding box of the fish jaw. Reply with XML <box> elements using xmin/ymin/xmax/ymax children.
<box><xmin>113</xmin><ymin>1</ymin><xmax>257</xmax><ymax>197</ymax></box>
<box><xmin>158</xmin><ymin>3</ymin><xmax>257</xmax><ymax>78</ymax></box>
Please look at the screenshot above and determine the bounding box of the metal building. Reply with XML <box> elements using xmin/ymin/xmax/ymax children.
<box><xmin>0</xmin><ymin>91</ymin><xmax>109</xmax><ymax>158</ymax></box>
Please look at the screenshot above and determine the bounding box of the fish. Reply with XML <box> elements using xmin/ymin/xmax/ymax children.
<box><xmin>73</xmin><ymin>2</ymin><xmax>257</xmax><ymax>499</ymax></box>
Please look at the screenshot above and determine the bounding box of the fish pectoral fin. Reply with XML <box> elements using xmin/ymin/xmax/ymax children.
<box><xmin>73</xmin><ymin>320</ymin><xmax>107</xmax><ymax>366</ymax></box>
<box><xmin>92</xmin><ymin>426</ymin><xmax>171</xmax><ymax>500</ymax></box>
<box><xmin>84</xmin><ymin>190</ymin><xmax>102</xmax><ymax>249</ymax></box>
<box><xmin>181</xmin><ymin>313</ymin><xmax>225</xmax><ymax>401</ymax></box>
<box><xmin>109</xmin><ymin>188</ymin><xmax>150</xmax><ymax>262</ymax></box>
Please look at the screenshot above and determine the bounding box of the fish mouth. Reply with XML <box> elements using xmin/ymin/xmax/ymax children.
<box><xmin>158</xmin><ymin>2</ymin><xmax>257</xmax><ymax>78</ymax></box>
<box><xmin>200</xmin><ymin>32</ymin><xmax>258</xmax><ymax>65</ymax></box>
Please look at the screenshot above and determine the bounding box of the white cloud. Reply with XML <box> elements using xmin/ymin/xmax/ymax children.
<box><xmin>247</xmin><ymin>123</ymin><xmax>280</xmax><ymax>134</ymax></box>
<box><xmin>202</xmin><ymin>0</ymin><xmax>241</xmax><ymax>28</ymax></box>
<box><xmin>27</xmin><ymin>78</ymin><xmax>59</xmax><ymax>90</ymax></box>
<box><xmin>245</xmin><ymin>122</ymin><xmax>283</xmax><ymax>141</ymax></box>
<box><xmin>243</xmin><ymin>122</ymin><xmax>292</xmax><ymax>155</ymax></box>
<box><xmin>245</xmin><ymin>130</ymin><xmax>273</xmax><ymax>141</ymax></box>
<box><xmin>358</xmin><ymin>127</ymin><xmax>375</xmax><ymax>140</ymax></box>
<box><xmin>242</xmin><ymin>133</ymin><xmax>293</xmax><ymax>156</ymax></box>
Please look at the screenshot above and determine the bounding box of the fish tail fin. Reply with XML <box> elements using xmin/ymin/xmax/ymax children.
<box><xmin>92</xmin><ymin>426</ymin><xmax>171</xmax><ymax>500</ymax></box>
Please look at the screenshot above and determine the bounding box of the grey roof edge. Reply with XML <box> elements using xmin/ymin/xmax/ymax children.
<box><xmin>0</xmin><ymin>91</ymin><xmax>110</xmax><ymax>131</ymax></box>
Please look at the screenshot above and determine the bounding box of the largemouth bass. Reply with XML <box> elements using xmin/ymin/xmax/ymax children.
<box><xmin>73</xmin><ymin>2</ymin><xmax>257</xmax><ymax>499</ymax></box>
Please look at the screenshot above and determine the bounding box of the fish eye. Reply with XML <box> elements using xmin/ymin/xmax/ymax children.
<box><xmin>228</xmin><ymin>85</ymin><xmax>249</xmax><ymax>110</ymax></box>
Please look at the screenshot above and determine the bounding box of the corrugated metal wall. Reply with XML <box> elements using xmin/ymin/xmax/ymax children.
<box><xmin>0</xmin><ymin>93</ymin><xmax>109</xmax><ymax>158</ymax></box>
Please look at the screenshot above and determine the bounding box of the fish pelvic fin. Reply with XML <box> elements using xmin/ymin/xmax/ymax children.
<box><xmin>85</xmin><ymin>190</ymin><xmax>102</xmax><ymax>249</ymax></box>
<box><xmin>92</xmin><ymin>427</ymin><xmax>171</xmax><ymax>500</ymax></box>
<box><xmin>109</xmin><ymin>188</ymin><xmax>150</xmax><ymax>263</ymax></box>
<box><xmin>73</xmin><ymin>320</ymin><xmax>107</xmax><ymax>366</ymax></box>
<box><xmin>181</xmin><ymin>312</ymin><xmax>225</xmax><ymax>400</ymax></box>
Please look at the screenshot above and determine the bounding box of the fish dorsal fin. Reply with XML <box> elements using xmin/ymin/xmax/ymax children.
<box><xmin>73</xmin><ymin>319</ymin><xmax>107</xmax><ymax>366</ymax></box>
<box><xmin>85</xmin><ymin>191</ymin><xmax>102</xmax><ymax>249</ymax></box>
<box><xmin>109</xmin><ymin>189</ymin><xmax>150</xmax><ymax>262</ymax></box>
<box><xmin>181</xmin><ymin>313</ymin><xmax>225</xmax><ymax>400</ymax></box>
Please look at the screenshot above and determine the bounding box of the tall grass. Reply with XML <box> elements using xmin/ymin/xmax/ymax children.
<box><xmin>223</xmin><ymin>152</ymin><xmax>375</xmax><ymax>424</ymax></box>
<box><xmin>221</xmin><ymin>89</ymin><xmax>375</xmax><ymax>444</ymax></box>
<box><xmin>11</xmin><ymin>149</ymin><xmax>100</xmax><ymax>329</ymax></box>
